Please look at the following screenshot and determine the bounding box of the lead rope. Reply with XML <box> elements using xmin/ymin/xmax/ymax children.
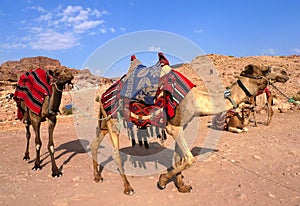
<box><xmin>269</xmin><ymin>82</ymin><xmax>300</xmax><ymax>105</ymax></box>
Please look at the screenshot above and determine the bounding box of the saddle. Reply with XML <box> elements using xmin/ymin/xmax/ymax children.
<box><xmin>101</xmin><ymin>53</ymin><xmax>195</xmax><ymax>128</ymax></box>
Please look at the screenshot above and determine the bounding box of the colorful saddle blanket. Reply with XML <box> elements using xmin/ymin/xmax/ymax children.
<box><xmin>14</xmin><ymin>68</ymin><xmax>52</xmax><ymax>118</ymax></box>
<box><xmin>101</xmin><ymin>62</ymin><xmax>195</xmax><ymax>128</ymax></box>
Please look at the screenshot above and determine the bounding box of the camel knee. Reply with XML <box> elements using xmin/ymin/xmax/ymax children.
<box><xmin>36</xmin><ymin>144</ymin><xmax>41</xmax><ymax>151</ymax></box>
<box><xmin>48</xmin><ymin>145</ymin><xmax>55</xmax><ymax>153</ymax></box>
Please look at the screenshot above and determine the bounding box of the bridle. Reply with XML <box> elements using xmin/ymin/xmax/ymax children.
<box><xmin>240</xmin><ymin>66</ymin><xmax>272</xmax><ymax>83</ymax></box>
<box><xmin>50</xmin><ymin>67</ymin><xmax>69</xmax><ymax>93</ymax></box>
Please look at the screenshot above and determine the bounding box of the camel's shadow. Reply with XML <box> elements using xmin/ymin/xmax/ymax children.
<box><xmin>97</xmin><ymin>143</ymin><xmax>218</xmax><ymax>174</ymax></box>
<box><xmin>29</xmin><ymin>139</ymin><xmax>91</xmax><ymax>170</ymax></box>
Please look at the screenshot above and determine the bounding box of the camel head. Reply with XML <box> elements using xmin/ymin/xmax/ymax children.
<box><xmin>50</xmin><ymin>67</ymin><xmax>74</xmax><ymax>87</ymax></box>
<box><xmin>241</xmin><ymin>64</ymin><xmax>289</xmax><ymax>83</ymax></box>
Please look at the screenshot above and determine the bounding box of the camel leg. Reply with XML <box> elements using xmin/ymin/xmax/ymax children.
<box><xmin>265</xmin><ymin>94</ymin><xmax>274</xmax><ymax>126</ymax></box>
<box><xmin>99</xmin><ymin>103</ymin><xmax>134</xmax><ymax>195</ymax></box>
<box><xmin>108</xmin><ymin>119</ymin><xmax>134</xmax><ymax>195</ymax></box>
<box><xmin>47</xmin><ymin>116</ymin><xmax>62</xmax><ymax>177</ymax></box>
<box><xmin>31</xmin><ymin>119</ymin><xmax>43</xmax><ymax>171</ymax></box>
<box><xmin>173</xmin><ymin>144</ymin><xmax>193</xmax><ymax>193</ymax></box>
<box><xmin>158</xmin><ymin>125</ymin><xmax>195</xmax><ymax>192</ymax></box>
<box><xmin>250</xmin><ymin>96</ymin><xmax>257</xmax><ymax>127</ymax></box>
<box><xmin>90</xmin><ymin>127</ymin><xmax>107</xmax><ymax>183</ymax></box>
<box><xmin>23</xmin><ymin>124</ymin><xmax>31</xmax><ymax>161</ymax></box>
<box><xmin>228</xmin><ymin>126</ymin><xmax>243</xmax><ymax>133</ymax></box>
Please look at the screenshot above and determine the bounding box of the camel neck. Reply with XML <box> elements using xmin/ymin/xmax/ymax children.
<box><xmin>49</xmin><ymin>84</ymin><xmax>63</xmax><ymax>113</ymax></box>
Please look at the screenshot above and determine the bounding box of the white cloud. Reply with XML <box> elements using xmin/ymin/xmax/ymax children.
<box><xmin>74</xmin><ymin>20</ymin><xmax>104</xmax><ymax>33</ymax></box>
<box><xmin>193</xmin><ymin>29</ymin><xmax>203</xmax><ymax>34</ymax></box>
<box><xmin>261</xmin><ymin>48</ymin><xmax>277</xmax><ymax>56</ymax></box>
<box><xmin>149</xmin><ymin>46</ymin><xmax>161</xmax><ymax>52</ymax></box>
<box><xmin>120</xmin><ymin>27</ymin><xmax>127</xmax><ymax>32</ymax></box>
<box><xmin>62</xmin><ymin>5</ymin><xmax>82</xmax><ymax>16</ymax></box>
<box><xmin>2</xmin><ymin>42</ymin><xmax>27</xmax><ymax>49</ymax></box>
<box><xmin>292</xmin><ymin>48</ymin><xmax>300</xmax><ymax>54</ymax></box>
<box><xmin>100</xmin><ymin>28</ymin><xmax>107</xmax><ymax>34</ymax></box>
<box><xmin>5</xmin><ymin>4</ymin><xmax>112</xmax><ymax>51</ymax></box>
<box><xmin>29</xmin><ymin>30</ymin><xmax>78</xmax><ymax>50</ymax></box>
<box><xmin>99</xmin><ymin>27</ymin><xmax>117</xmax><ymax>34</ymax></box>
<box><xmin>109</xmin><ymin>27</ymin><xmax>115</xmax><ymax>33</ymax></box>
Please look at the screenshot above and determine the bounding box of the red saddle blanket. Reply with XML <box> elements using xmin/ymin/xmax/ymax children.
<box><xmin>101</xmin><ymin>70</ymin><xmax>195</xmax><ymax>128</ymax></box>
<box><xmin>13</xmin><ymin>68</ymin><xmax>52</xmax><ymax>119</ymax></box>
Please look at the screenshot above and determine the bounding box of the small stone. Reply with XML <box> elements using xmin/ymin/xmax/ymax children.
<box><xmin>253</xmin><ymin>155</ymin><xmax>261</xmax><ymax>160</ymax></box>
<box><xmin>268</xmin><ymin>193</ymin><xmax>275</xmax><ymax>198</ymax></box>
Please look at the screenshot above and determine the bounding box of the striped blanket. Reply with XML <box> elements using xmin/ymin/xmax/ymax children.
<box><xmin>14</xmin><ymin>68</ymin><xmax>52</xmax><ymax>118</ymax></box>
<box><xmin>101</xmin><ymin>63</ymin><xmax>195</xmax><ymax>128</ymax></box>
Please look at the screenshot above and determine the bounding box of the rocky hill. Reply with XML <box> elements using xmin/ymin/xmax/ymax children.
<box><xmin>0</xmin><ymin>56</ymin><xmax>64</xmax><ymax>82</ymax></box>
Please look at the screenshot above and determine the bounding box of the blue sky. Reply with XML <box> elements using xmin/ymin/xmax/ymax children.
<box><xmin>1</xmin><ymin>0</ymin><xmax>299</xmax><ymax>75</ymax></box>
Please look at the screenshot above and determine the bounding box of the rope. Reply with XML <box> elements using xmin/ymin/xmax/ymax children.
<box><xmin>53</xmin><ymin>82</ymin><xmax>63</xmax><ymax>93</ymax></box>
<box><xmin>269</xmin><ymin>82</ymin><xmax>299</xmax><ymax>105</ymax></box>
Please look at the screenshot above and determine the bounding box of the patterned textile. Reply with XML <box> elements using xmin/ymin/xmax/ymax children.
<box><xmin>212</xmin><ymin>111</ymin><xmax>227</xmax><ymax>130</ymax></box>
<box><xmin>14</xmin><ymin>68</ymin><xmax>52</xmax><ymax>118</ymax></box>
<box><xmin>101</xmin><ymin>75</ymin><xmax>125</xmax><ymax>119</ymax></box>
<box><xmin>101</xmin><ymin>62</ymin><xmax>195</xmax><ymax>128</ymax></box>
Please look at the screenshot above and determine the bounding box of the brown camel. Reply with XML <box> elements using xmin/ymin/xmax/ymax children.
<box><xmin>90</xmin><ymin>57</ymin><xmax>289</xmax><ymax>195</ymax></box>
<box><xmin>16</xmin><ymin>68</ymin><xmax>73</xmax><ymax>177</ymax></box>
<box><xmin>225</xmin><ymin>102</ymin><xmax>252</xmax><ymax>133</ymax></box>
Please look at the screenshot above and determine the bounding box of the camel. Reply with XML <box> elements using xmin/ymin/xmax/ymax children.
<box><xmin>90</xmin><ymin>55</ymin><xmax>289</xmax><ymax>195</ymax></box>
<box><xmin>14</xmin><ymin>67</ymin><xmax>73</xmax><ymax>177</ymax></box>
<box><xmin>225</xmin><ymin>102</ymin><xmax>252</xmax><ymax>133</ymax></box>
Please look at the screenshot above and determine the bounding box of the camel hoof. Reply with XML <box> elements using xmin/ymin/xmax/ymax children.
<box><xmin>157</xmin><ymin>174</ymin><xmax>168</xmax><ymax>190</ymax></box>
<box><xmin>124</xmin><ymin>188</ymin><xmax>134</xmax><ymax>195</ymax></box>
<box><xmin>52</xmin><ymin>171</ymin><xmax>63</xmax><ymax>177</ymax></box>
<box><xmin>32</xmin><ymin>165</ymin><xmax>42</xmax><ymax>171</ymax></box>
<box><xmin>94</xmin><ymin>175</ymin><xmax>103</xmax><ymax>183</ymax></box>
<box><xmin>178</xmin><ymin>185</ymin><xmax>193</xmax><ymax>193</ymax></box>
<box><xmin>23</xmin><ymin>156</ymin><xmax>30</xmax><ymax>161</ymax></box>
<box><xmin>157</xmin><ymin>181</ymin><xmax>166</xmax><ymax>190</ymax></box>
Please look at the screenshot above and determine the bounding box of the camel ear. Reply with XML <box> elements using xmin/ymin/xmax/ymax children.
<box><xmin>261</xmin><ymin>66</ymin><xmax>271</xmax><ymax>76</ymax></box>
<box><xmin>241</xmin><ymin>65</ymin><xmax>254</xmax><ymax>76</ymax></box>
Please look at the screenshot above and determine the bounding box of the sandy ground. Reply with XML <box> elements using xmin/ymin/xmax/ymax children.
<box><xmin>0</xmin><ymin>110</ymin><xmax>299</xmax><ymax>206</ymax></box>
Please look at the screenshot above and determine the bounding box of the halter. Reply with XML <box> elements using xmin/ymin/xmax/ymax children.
<box><xmin>50</xmin><ymin>67</ymin><xmax>68</xmax><ymax>93</ymax></box>
<box><xmin>240</xmin><ymin>66</ymin><xmax>272</xmax><ymax>81</ymax></box>
<box><xmin>53</xmin><ymin>81</ymin><xmax>64</xmax><ymax>93</ymax></box>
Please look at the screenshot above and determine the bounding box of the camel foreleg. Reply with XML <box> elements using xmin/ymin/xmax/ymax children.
<box><xmin>158</xmin><ymin>126</ymin><xmax>195</xmax><ymax>192</ymax></box>
<box><xmin>99</xmin><ymin>103</ymin><xmax>134</xmax><ymax>195</ymax></box>
<box><xmin>249</xmin><ymin>96</ymin><xmax>258</xmax><ymax>127</ymax></box>
<box><xmin>47</xmin><ymin>116</ymin><xmax>62</xmax><ymax>177</ymax></box>
<box><xmin>31</xmin><ymin>119</ymin><xmax>42</xmax><ymax>171</ymax></box>
<box><xmin>265</xmin><ymin>94</ymin><xmax>274</xmax><ymax>126</ymax></box>
<box><xmin>90</xmin><ymin>126</ymin><xmax>107</xmax><ymax>183</ymax></box>
<box><xmin>23</xmin><ymin>124</ymin><xmax>31</xmax><ymax>161</ymax></box>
